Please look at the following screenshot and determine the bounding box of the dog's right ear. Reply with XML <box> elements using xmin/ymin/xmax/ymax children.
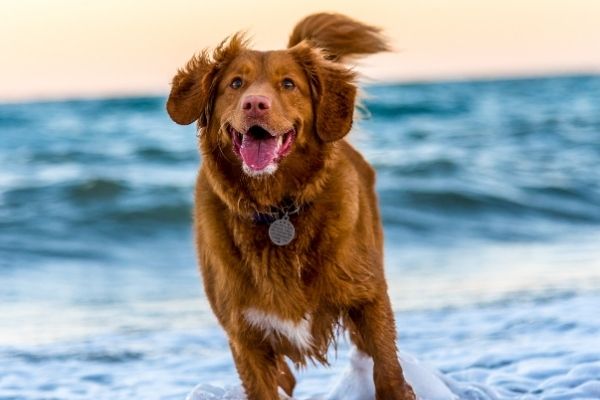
<box><xmin>167</xmin><ymin>33</ymin><xmax>248</xmax><ymax>126</ymax></box>
<box><xmin>167</xmin><ymin>51</ymin><xmax>214</xmax><ymax>126</ymax></box>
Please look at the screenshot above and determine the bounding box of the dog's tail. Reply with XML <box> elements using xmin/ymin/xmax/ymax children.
<box><xmin>288</xmin><ymin>13</ymin><xmax>390</xmax><ymax>62</ymax></box>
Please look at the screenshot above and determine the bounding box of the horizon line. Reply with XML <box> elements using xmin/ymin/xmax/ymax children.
<box><xmin>2</xmin><ymin>69</ymin><xmax>598</xmax><ymax>106</ymax></box>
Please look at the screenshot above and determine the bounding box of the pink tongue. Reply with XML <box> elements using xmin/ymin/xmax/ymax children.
<box><xmin>240</xmin><ymin>134</ymin><xmax>279</xmax><ymax>170</ymax></box>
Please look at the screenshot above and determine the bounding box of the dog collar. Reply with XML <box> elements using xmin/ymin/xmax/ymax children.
<box><xmin>252</xmin><ymin>198</ymin><xmax>300</xmax><ymax>225</ymax></box>
<box><xmin>252</xmin><ymin>198</ymin><xmax>301</xmax><ymax>246</ymax></box>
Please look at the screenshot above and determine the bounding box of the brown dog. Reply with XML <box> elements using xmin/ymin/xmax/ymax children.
<box><xmin>167</xmin><ymin>13</ymin><xmax>416</xmax><ymax>400</ymax></box>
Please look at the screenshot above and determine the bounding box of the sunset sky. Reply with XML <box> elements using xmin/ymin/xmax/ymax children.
<box><xmin>1</xmin><ymin>0</ymin><xmax>599</xmax><ymax>101</ymax></box>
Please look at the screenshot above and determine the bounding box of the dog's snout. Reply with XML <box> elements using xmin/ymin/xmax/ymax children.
<box><xmin>242</xmin><ymin>95</ymin><xmax>271</xmax><ymax>117</ymax></box>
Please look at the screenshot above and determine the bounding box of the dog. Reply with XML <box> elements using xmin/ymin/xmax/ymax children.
<box><xmin>167</xmin><ymin>12</ymin><xmax>416</xmax><ymax>400</ymax></box>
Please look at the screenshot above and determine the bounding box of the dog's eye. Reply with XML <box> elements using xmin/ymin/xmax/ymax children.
<box><xmin>230</xmin><ymin>77</ymin><xmax>243</xmax><ymax>90</ymax></box>
<box><xmin>282</xmin><ymin>78</ymin><xmax>295</xmax><ymax>90</ymax></box>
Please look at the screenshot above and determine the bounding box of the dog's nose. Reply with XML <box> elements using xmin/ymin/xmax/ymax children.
<box><xmin>242</xmin><ymin>95</ymin><xmax>271</xmax><ymax>117</ymax></box>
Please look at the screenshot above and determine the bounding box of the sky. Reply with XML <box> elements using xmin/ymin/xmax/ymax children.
<box><xmin>1</xmin><ymin>0</ymin><xmax>599</xmax><ymax>101</ymax></box>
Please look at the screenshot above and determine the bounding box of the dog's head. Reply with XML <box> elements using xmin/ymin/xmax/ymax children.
<box><xmin>167</xmin><ymin>34</ymin><xmax>356</xmax><ymax>178</ymax></box>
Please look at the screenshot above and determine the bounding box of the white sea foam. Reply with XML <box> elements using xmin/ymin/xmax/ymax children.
<box><xmin>184</xmin><ymin>347</ymin><xmax>495</xmax><ymax>400</ymax></box>
<box><xmin>183</xmin><ymin>292</ymin><xmax>600</xmax><ymax>400</ymax></box>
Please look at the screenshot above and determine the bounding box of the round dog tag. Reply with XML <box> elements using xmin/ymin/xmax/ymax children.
<box><xmin>268</xmin><ymin>216</ymin><xmax>295</xmax><ymax>246</ymax></box>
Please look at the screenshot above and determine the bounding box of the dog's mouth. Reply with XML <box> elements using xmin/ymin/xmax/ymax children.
<box><xmin>228</xmin><ymin>124</ymin><xmax>296</xmax><ymax>173</ymax></box>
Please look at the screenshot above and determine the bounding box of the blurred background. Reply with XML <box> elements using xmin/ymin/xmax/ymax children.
<box><xmin>1</xmin><ymin>1</ymin><xmax>599</xmax><ymax>399</ymax></box>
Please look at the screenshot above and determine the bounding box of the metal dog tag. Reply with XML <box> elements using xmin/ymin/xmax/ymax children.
<box><xmin>268</xmin><ymin>215</ymin><xmax>295</xmax><ymax>246</ymax></box>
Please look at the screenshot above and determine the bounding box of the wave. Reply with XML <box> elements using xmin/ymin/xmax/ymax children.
<box><xmin>6</xmin><ymin>349</ymin><xmax>145</xmax><ymax>364</ymax></box>
<box><xmin>364</xmin><ymin>100</ymin><xmax>470</xmax><ymax>120</ymax></box>
<box><xmin>380</xmin><ymin>185</ymin><xmax>599</xmax><ymax>221</ymax></box>
<box><xmin>2</xmin><ymin>176</ymin><xmax>597</xmax><ymax>254</ymax></box>
<box><xmin>1</xmin><ymin>178</ymin><xmax>193</xmax><ymax>235</ymax></box>
<box><xmin>65</xmin><ymin>178</ymin><xmax>129</xmax><ymax>200</ymax></box>
<box><xmin>134</xmin><ymin>146</ymin><xmax>197</xmax><ymax>163</ymax></box>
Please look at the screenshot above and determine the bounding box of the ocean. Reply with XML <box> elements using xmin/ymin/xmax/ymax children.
<box><xmin>1</xmin><ymin>74</ymin><xmax>599</xmax><ymax>399</ymax></box>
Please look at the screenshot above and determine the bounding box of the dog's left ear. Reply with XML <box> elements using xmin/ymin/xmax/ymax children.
<box><xmin>291</xmin><ymin>43</ymin><xmax>357</xmax><ymax>142</ymax></box>
<box><xmin>314</xmin><ymin>62</ymin><xmax>357</xmax><ymax>142</ymax></box>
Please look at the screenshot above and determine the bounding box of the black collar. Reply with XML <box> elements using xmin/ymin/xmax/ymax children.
<box><xmin>252</xmin><ymin>198</ymin><xmax>300</xmax><ymax>225</ymax></box>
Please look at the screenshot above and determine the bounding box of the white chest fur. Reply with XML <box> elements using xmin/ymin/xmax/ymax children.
<box><xmin>243</xmin><ymin>308</ymin><xmax>313</xmax><ymax>351</ymax></box>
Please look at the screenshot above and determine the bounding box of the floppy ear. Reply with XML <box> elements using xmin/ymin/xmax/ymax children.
<box><xmin>291</xmin><ymin>43</ymin><xmax>357</xmax><ymax>142</ymax></box>
<box><xmin>166</xmin><ymin>51</ymin><xmax>214</xmax><ymax>126</ymax></box>
<box><xmin>167</xmin><ymin>33</ymin><xmax>249</xmax><ymax>126</ymax></box>
<box><xmin>314</xmin><ymin>63</ymin><xmax>357</xmax><ymax>142</ymax></box>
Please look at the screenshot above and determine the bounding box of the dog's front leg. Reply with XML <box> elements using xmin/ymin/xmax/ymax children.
<box><xmin>348</xmin><ymin>295</ymin><xmax>416</xmax><ymax>400</ymax></box>
<box><xmin>276</xmin><ymin>355</ymin><xmax>296</xmax><ymax>397</ymax></box>
<box><xmin>229</xmin><ymin>338</ymin><xmax>281</xmax><ymax>400</ymax></box>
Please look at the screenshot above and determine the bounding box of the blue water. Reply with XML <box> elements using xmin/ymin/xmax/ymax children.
<box><xmin>1</xmin><ymin>75</ymin><xmax>599</xmax><ymax>399</ymax></box>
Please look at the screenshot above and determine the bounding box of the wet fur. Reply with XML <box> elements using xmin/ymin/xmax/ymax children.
<box><xmin>167</xmin><ymin>13</ymin><xmax>415</xmax><ymax>400</ymax></box>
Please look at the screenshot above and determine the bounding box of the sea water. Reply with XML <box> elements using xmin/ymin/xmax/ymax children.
<box><xmin>1</xmin><ymin>75</ymin><xmax>599</xmax><ymax>399</ymax></box>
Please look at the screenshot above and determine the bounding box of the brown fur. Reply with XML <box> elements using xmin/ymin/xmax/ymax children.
<box><xmin>167</xmin><ymin>13</ymin><xmax>415</xmax><ymax>400</ymax></box>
